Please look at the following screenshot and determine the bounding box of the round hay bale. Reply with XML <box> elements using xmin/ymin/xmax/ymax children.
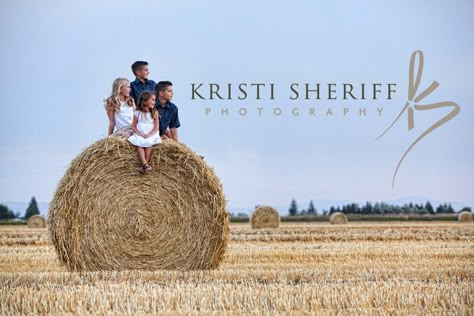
<box><xmin>48</xmin><ymin>137</ymin><xmax>229</xmax><ymax>271</ymax></box>
<box><xmin>329</xmin><ymin>212</ymin><xmax>348</xmax><ymax>224</ymax></box>
<box><xmin>28</xmin><ymin>215</ymin><xmax>47</xmax><ymax>229</ymax></box>
<box><xmin>458</xmin><ymin>211</ymin><xmax>473</xmax><ymax>222</ymax></box>
<box><xmin>251</xmin><ymin>206</ymin><xmax>280</xmax><ymax>229</ymax></box>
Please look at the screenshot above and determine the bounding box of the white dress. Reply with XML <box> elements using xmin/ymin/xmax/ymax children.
<box><xmin>128</xmin><ymin>111</ymin><xmax>161</xmax><ymax>147</ymax></box>
<box><xmin>114</xmin><ymin>101</ymin><xmax>134</xmax><ymax>130</ymax></box>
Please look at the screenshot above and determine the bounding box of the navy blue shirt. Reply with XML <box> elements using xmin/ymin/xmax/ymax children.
<box><xmin>130</xmin><ymin>78</ymin><xmax>156</xmax><ymax>104</ymax></box>
<box><xmin>156</xmin><ymin>101</ymin><xmax>180</xmax><ymax>135</ymax></box>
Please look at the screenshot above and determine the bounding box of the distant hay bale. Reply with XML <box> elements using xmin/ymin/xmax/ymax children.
<box><xmin>27</xmin><ymin>215</ymin><xmax>47</xmax><ymax>228</ymax></box>
<box><xmin>329</xmin><ymin>212</ymin><xmax>348</xmax><ymax>224</ymax></box>
<box><xmin>251</xmin><ymin>206</ymin><xmax>280</xmax><ymax>229</ymax></box>
<box><xmin>458</xmin><ymin>211</ymin><xmax>473</xmax><ymax>222</ymax></box>
<box><xmin>48</xmin><ymin>137</ymin><xmax>229</xmax><ymax>272</ymax></box>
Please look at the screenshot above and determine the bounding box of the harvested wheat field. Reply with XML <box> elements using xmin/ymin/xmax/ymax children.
<box><xmin>1</xmin><ymin>221</ymin><xmax>473</xmax><ymax>315</ymax></box>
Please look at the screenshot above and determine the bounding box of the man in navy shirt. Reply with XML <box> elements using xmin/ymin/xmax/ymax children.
<box><xmin>130</xmin><ymin>61</ymin><xmax>156</xmax><ymax>105</ymax></box>
<box><xmin>155</xmin><ymin>81</ymin><xmax>180</xmax><ymax>141</ymax></box>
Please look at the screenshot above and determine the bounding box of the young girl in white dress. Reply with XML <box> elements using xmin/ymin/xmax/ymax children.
<box><xmin>128</xmin><ymin>91</ymin><xmax>161</xmax><ymax>173</ymax></box>
<box><xmin>105</xmin><ymin>78</ymin><xmax>135</xmax><ymax>137</ymax></box>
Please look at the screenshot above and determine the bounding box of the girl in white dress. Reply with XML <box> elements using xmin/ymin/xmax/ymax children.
<box><xmin>128</xmin><ymin>91</ymin><xmax>161</xmax><ymax>173</ymax></box>
<box><xmin>105</xmin><ymin>78</ymin><xmax>135</xmax><ymax>137</ymax></box>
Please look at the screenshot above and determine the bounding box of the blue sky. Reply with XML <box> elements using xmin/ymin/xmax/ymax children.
<box><xmin>1</xmin><ymin>0</ymin><xmax>473</xmax><ymax>211</ymax></box>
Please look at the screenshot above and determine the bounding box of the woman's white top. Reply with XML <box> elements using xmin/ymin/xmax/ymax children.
<box><xmin>114</xmin><ymin>101</ymin><xmax>134</xmax><ymax>130</ymax></box>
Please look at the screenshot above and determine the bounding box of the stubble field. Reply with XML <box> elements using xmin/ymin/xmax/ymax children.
<box><xmin>1</xmin><ymin>222</ymin><xmax>473</xmax><ymax>315</ymax></box>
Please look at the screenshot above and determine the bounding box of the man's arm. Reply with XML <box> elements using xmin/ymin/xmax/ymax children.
<box><xmin>161</xmin><ymin>129</ymin><xmax>171</xmax><ymax>140</ymax></box>
<box><xmin>169</xmin><ymin>107</ymin><xmax>180</xmax><ymax>141</ymax></box>
<box><xmin>170</xmin><ymin>128</ymin><xmax>178</xmax><ymax>141</ymax></box>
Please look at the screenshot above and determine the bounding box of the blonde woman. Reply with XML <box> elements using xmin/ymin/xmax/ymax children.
<box><xmin>104</xmin><ymin>78</ymin><xmax>135</xmax><ymax>137</ymax></box>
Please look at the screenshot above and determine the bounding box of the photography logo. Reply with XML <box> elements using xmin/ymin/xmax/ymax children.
<box><xmin>190</xmin><ymin>50</ymin><xmax>461</xmax><ymax>189</ymax></box>
<box><xmin>376</xmin><ymin>50</ymin><xmax>460</xmax><ymax>188</ymax></box>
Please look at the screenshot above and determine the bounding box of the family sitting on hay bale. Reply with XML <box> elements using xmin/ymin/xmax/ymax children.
<box><xmin>48</xmin><ymin>61</ymin><xmax>229</xmax><ymax>272</ymax></box>
<box><xmin>104</xmin><ymin>61</ymin><xmax>180</xmax><ymax>173</ymax></box>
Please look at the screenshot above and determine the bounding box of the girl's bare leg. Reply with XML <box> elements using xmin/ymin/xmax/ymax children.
<box><xmin>144</xmin><ymin>147</ymin><xmax>152</xmax><ymax>164</ymax></box>
<box><xmin>136</xmin><ymin>147</ymin><xmax>147</xmax><ymax>165</ymax></box>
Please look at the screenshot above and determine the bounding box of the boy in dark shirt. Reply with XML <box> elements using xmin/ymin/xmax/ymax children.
<box><xmin>155</xmin><ymin>81</ymin><xmax>180</xmax><ymax>141</ymax></box>
<box><xmin>130</xmin><ymin>61</ymin><xmax>156</xmax><ymax>105</ymax></box>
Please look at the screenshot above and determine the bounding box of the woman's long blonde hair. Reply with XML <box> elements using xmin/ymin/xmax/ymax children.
<box><xmin>104</xmin><ymin>78</ymin><xmax>134</xmax><ymax>112</ymax></box>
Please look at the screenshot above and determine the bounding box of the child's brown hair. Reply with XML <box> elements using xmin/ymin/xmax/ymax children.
<box><xmin>137</xmin><ymin>91</ymin><xmax>158</xmax><ymax>119</ymax></box>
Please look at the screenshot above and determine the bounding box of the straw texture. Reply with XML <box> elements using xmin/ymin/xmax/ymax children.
<box><xmin>251</xmin><ymin>206</ymin><xmax>280</xmax><ymax>229</ymax></box>
<box><xmin>48</xmin><ymin>137</ymin><xmax>229</xmax><ymax>271</ymax></box>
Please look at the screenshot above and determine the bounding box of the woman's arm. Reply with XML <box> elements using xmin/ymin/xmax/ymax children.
<box><xmin>106</xmin><ymin>107</ymin><xmax>115</xmax><ymax>136</ymax></box>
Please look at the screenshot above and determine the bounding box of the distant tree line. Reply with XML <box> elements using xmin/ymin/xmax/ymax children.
<box><xmin>0</xmin><ymin>197</ymin><xmax>40</xmax><ymax>220</ymax></box>
<box><xmin>229</xmin><ymin>199</ymin><xmax>472</xmax><ymax>218</ymax></box>
<box><xmin>286</xmin><ymin>198</ymin><xmax>472</xmax><ymax>216</ymax></box>
<box><xmin>289</xmin><ymin>199</ymin><xmax>318</xmax><ymax>216</ymax></box>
